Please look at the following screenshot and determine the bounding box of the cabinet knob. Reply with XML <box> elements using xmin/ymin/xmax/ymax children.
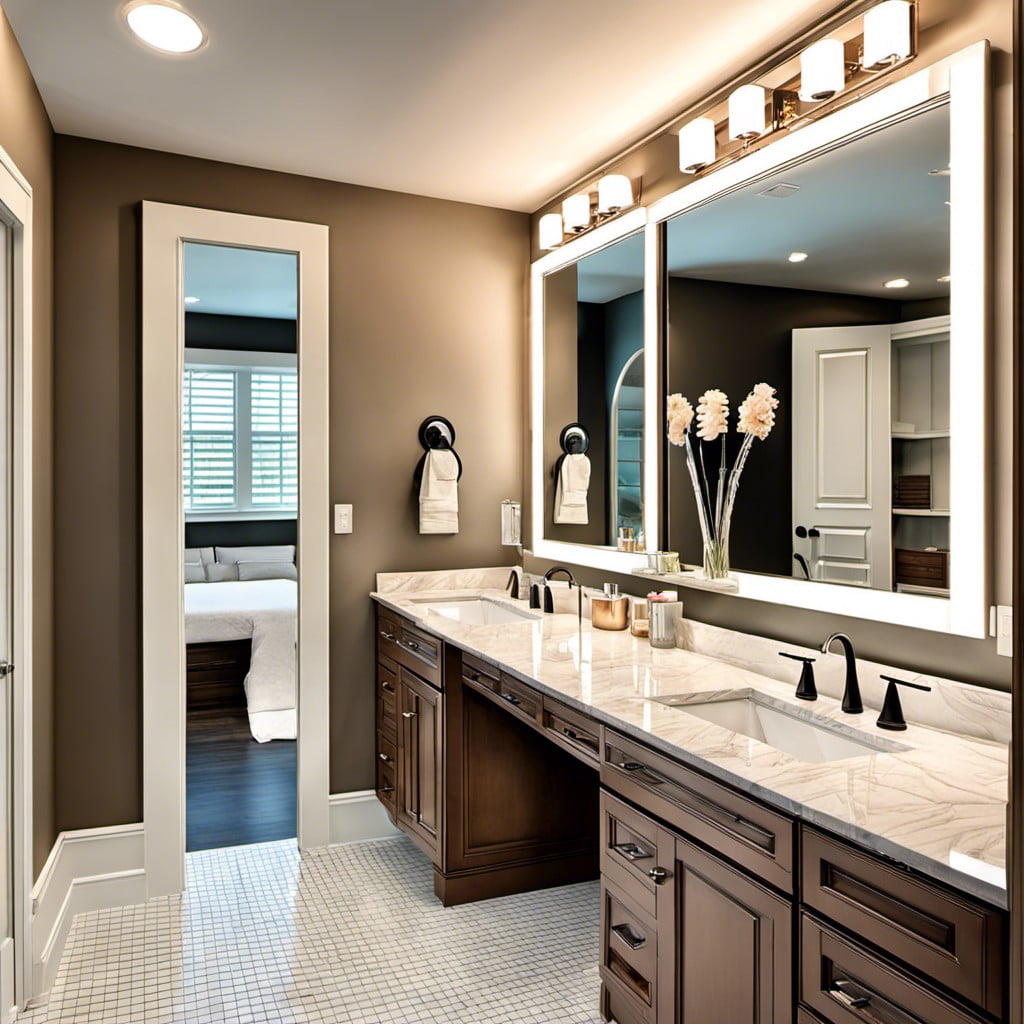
<box><xmin>379</xmin><ymin>631</ymin><xmax>396</xmax><ymax>641</ymax></box>
<box><xmin>378</xmin><ymin>752</ymin><xmax>391</xmax><ymax>763</ymax></box>
<box><xmin>381</xmin><ymin>681</ymin><xmax>394</xmax><ymax>693</ymax></box>
<box><xmin>647</xmin><ymin>866</ymin><xmax>671</xmax><ymax>885</ymax></box>
<box><xmin>401</xmin><ymin>711</ymin><xmax>418</xmax><ymax>719</ymax></box>
<box><xmin>502</xmin><ymin>693</ymin><xmax>523</xmax><ymax>707</ymax></box>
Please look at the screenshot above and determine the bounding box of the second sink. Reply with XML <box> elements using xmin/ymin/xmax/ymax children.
<box><xmin>648</xmin><ymin>689</ymin><xmax>910</xmax><ymax>763</ymax></box>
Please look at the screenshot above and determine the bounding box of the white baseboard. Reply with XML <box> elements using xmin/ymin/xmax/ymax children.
<box><xmin>328</xmin><ymin>790</ymin><xmax>400</xmax><ymax>845</ymax></box>
<box><xmin>30</xmin><ymin>823</ymin><xmax>146</xmax><ymax>998</ymax></box>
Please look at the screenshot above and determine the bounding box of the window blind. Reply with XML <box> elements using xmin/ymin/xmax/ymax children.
<box><xmin>251</xmin><ymin>372</ymin><xmax>298</xmax><ymax>507</ymax></box>
<box><xmin>183</xmin><ymin>369</ymin><xmax>236</xmax><ymax>509</ymax></box>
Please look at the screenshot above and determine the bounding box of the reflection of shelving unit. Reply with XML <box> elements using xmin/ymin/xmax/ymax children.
<box><xmin>891</xmin><ymin>320</ymin><xmax>950</xmax><ymax>591</ymax></box>
<box><xmin>609</xmin><ymin>351</ymin><xmax>644</xmax><ymax>546</ymax></box>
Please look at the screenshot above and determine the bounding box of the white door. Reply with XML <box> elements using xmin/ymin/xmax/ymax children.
<box><xmin>0</xmin><ymin>217</ymin><xmax>14</xmax><ymax>1017</ymax></box>
<box><xmin>792</xmin><ymin>325</ymin><xmax>892</xmax><ymax>588</ymax></box>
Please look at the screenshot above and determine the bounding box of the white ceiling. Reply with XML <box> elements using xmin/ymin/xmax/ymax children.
<box><xmin>4</xmin><ymin>0</ymin><xmax>839</xmax><ymax>212</ymax></box>
<box><xmin>183</xmin><ymin>242</ymin><xmax>297</xmax><ymax>318</ymax></box>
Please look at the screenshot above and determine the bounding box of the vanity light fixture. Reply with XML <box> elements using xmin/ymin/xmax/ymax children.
<box><xmin>597</xmin><ymin>174</ymin><xmax>634</xmax><ymax>214</ymax></box>
<box><xmin>884</xmin><ymin>277</ymin><xmax>910</xmax><ymax>288</ymax></box>
<box><xmin>124</xmin><ymin>1</ymin><xmax>206</xmax><ymax>54</ymax></box>
<box><xmin>678</xmin><ymin>117</ymin><xmax>717</xmax><ymax>174</ymax></box>
<box><xmin>538</xmin><ymin>213</ymin><xmax>564</xmax><ymax>251</ymax></box>
<box><xmin>862</xmin><ymin>0</ymin><xmax>913</xmax><ymax>70</ymax></box>
<box><xmin>788</xmin><ymin>252</ymin><xmax>809</xmax><ymax>263</ymax></box>
<box><xmin>562</xmin><ymin>192</ymin><xmax>592</xmax><ymax>233</ymax></box>
<box><xmin>728</xmin><ymin>84</ymin><xmax>768</xmax><ymax>141</ymax></box>
<box><xmin>800</xmin><ymin>38</ymin><xmax>846</xmax><ymax>101</ymax></box>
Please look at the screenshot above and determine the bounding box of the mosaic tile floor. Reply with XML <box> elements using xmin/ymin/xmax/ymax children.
<box><xmin>28</xmin><ymin>836</ymin><xmax>602</xmax><ymax>1023</ymax></box>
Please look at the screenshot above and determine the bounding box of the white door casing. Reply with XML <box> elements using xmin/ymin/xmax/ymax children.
<box><xmin>792</xmin><ymin>325</ymin><xmax>893</xmax><ymax>589</ymax></box>
<box><xmin>141</xmin><ymin>203</ymin><xmax>330</xmax><ymax>899</ymax></box>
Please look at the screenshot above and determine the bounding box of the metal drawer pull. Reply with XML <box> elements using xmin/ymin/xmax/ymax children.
<box><xmin>381</xmin><ymin>681</ymin><xmax>394</xmax><ymax>693</ymax></box>
<box><xmin>562</xmin><ymin>726</ymin><xmax>596</xmax><ymax>747</ymax></box>
<box><xmin>379</xmin><ymin>631</ymin><xmax>396</xmax><ymax>641</ymax></box>
<box><xmin>647</xmin><ymin>866</ymin><xmax>671</xmax><ymax>885</ymax></box>
<box><xmin>378</xmin><ymin>786</ymin><xmax>394</xmax><ymax>794</ymax></box>
<box><xmin>465</xmin><ymin>671</ymin><xmax>480</xmax><ymax>682</ymax></box>
<box><xmin>378</xmin><ymin>752</ymin><xmax>392</xmax><ymax>763</ymax></box>
<box><xmin>405</xmin><ymin>639</ymin><xmax>420</xmax><ymax>651</ymax></box>
<box><xmin>832</xmin><ymin>980</ymin><xmax>871</xmax><ymax>1010</ymax></box>
<box><xmin>611</xmin><ymin>923</ymin><xmax>646</xmax><ymax>950</ymax></box>
<box><xmin>502</xmin><ymin>693</ymin><xmax>523</xmax><ymax>707</ymax></box>
<box><xmin>612</xmin><ymin>842</ymin><xmax>652</xmax><ymax>861</ymax></box>
<box><xmin>615</xmin><ymin>761</ymin><xmax>661</xmax><ymax>779</ymax></box>
<box><xmin>401</xmin><ymin>711</ymin><xmax>417</xmax><ymax>719</ymax></box>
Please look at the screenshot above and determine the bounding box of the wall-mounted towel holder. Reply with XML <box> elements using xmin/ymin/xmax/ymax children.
<box><xmin>553</xmin><ymin>422</ymin><xmax>589</xmax><ymax>479</ymax></box>
<box><xmin>415</xmin><ymin>415</ymin><xmax>463</xmax><ymax>481</ymax></box>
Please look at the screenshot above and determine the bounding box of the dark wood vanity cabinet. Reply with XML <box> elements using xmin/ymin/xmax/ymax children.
<box><xmin>372</xmin><ymin>603</ymin><xmax>1008</xmax><ymax>1024</ymax></box>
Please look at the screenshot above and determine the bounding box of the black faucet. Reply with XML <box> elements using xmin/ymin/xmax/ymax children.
<box><xmin>539</xmin><ymin>566</ymin><xmax>582</xmax><ymax>622</ymax></box>
<box><xmin>506</xmin><ymin>568</ymin><xmax>520</xmax><ymax>600</ymax></box>
<box><xmin>820</xmin><ymin>632</ymin><xmax>863</xmax><ymax>713</ymax></box>
<box><xmin>779</xmin><ymin>651</ymin><xmax>817</xmax><ymax>701</ymax></box>
<box><xmin>876</xmin><ymin>675</ymin><xmax>931</xmax><ymax>731</ymax></box>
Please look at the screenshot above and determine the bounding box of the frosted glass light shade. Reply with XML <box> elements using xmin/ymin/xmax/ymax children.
<box><xmin>862</xmin><ymin>0</ymin><xmax>912</xmax><ymax>69</ymax></box>
<box><xmin>597</xmin><ymin>175</ymin><xmax>633</xmax><ymax>214</ymax></box>
<box><xmin>678</xmin><ymin>117</ymin><xmax>717</xmax><ymax>173</ymax></box>
<box><xmin>729</xmin><ymin>85</ymin><xmax>767</xmax><ymax>141</ymax></box>
<box><xmin>800</xmin><ymin>38</ymin><xmax>845</xmax><ymax>101</ymax></box>
<box><xmin>538</xmin><ymin>213</ymin><xmax>563</xmax><ymax>250</ymax></box>
<box><xmin>562</xmin><ymin>192</ymin><xmax>592</xmax><ymax>233</ymax></box>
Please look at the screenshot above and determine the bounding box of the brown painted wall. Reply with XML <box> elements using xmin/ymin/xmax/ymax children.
<box><xmin>53</xmin><ymin>136</ymin><xmax>527</xmax><ymax>830</ymax></box>
<box><xmin>0</xmin><ymin>11</ymin><xmax>55</xmax><ymax>876</ymax></box>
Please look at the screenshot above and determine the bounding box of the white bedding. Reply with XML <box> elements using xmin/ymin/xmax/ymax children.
<box><xmin>185</xmin><ymin>579</ymin><xmax>297</xmax><ymax>742</ymax></box>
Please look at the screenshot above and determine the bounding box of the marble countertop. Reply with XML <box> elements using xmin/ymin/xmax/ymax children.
<box><xmin>372</xmin><ymin>582</ymin><xmax>1008</xmax><ymax>908</ymax></box>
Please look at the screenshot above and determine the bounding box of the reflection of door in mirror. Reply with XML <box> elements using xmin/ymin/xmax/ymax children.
<box><xmin>543</xmin><ymin>230</ymin><xmax>645</xmax><ymax>548</ymax></box>
<box><xmin>666</xmin><ymin>103</ymin><xmax>950</xmax><ymax>595</ymax></box>
<box><xmin>181</xmin><ymin>242</ymin><xmax>299</xmax><ymax>852</ymax></box>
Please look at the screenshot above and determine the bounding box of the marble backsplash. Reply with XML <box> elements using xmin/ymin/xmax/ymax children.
<box><xmin>376</xmin><ymin>566</ymin><xmax>1011</xmax><ymax>745</ymax></box>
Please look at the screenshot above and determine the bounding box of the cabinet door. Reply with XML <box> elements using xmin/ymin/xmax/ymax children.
<box><xmin>397</xmin><ymin>668</ymin><xmax>443</xmax><ymax>858</ymax></box>
<box><xmin>676</xmin><ymin>834</ymin><xmax>793</xmax><ymax>1024</ymax></box>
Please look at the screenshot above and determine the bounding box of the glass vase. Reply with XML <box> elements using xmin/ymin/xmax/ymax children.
<box><xmin>702</xmin><ymin>538</ymin><xmax>730</xmax><ymax>580</ymax></box>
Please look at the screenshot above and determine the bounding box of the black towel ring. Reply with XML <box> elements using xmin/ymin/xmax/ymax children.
<box><xmin>559</xmin><ymin>422</ymin><xmax>590</xmax><ymax>455</ymax></box>
<box><xmin>415</xmin><ymin>415</ymin><xmax>463</xmax><ymax>482</ymax></box>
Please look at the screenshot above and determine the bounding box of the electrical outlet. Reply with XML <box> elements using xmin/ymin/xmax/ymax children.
<box><xmin>334</xmin><ymin>504</ymin><xmax>353</xmax><ymax>535</ymax></box>
<box><xmin>990</xmin><ymin>604</ymin><xmax>1013</xmax><ymax>658</ymax></box>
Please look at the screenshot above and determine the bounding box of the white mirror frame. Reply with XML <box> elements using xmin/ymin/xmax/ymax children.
<box><xmin>529</xmin><ymin>207</ymin><xmax>660</xmax><ymax>573</ymax></box>
<box><xmin>141</xmin><ymin>203</ymin><xmax>331</xmax><ymax>898</ymax></box>
<box><xmin>648</xmin><ymin>41</ymin><xmax>989</xmax><ymax>638</ymax></box>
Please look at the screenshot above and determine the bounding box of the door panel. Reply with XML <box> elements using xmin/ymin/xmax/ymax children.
<box><xmin>792</xmin><ymin>325</ymin><xmax>892</xmax><ymax>587</ymax></box>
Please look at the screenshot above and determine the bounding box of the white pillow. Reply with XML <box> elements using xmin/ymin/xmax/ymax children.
<box><xmin>205</xmin><ymin>562</ymin><xmax>239</xmax><ymax>583</ymax></box>
<box><xmin>215</xmin><ymin>545</ymin><xmax>295</xmax><ymax>566</ymax></box>
<box><xmin>237</xmin><ymin>561</ymin><xmax>298</xmax><ymax>582</ymax></box>
<box><xmin>185</xmin><ymin>546</ymin><xmax>215</xmax><ymax>565</ymax></box>
<box><xmin>184</xmin><ymin>562</ymin><xmax>206</xmax><ymax>584</ymax></box>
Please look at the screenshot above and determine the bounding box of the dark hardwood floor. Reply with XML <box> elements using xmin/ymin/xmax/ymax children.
<box><xmin>186</xmin><ymin>704</ymin><xmax>296</xmax><ymax>852</ymax></box>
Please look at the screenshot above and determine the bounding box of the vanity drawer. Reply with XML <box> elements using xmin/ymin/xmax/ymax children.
<box><xmin>602</xmin><ymin>730</ymin><xmax>794</xmax><ymax>892</ymax></box>
<box><xmin>376</xmin><ymin>656</ymin><xmax>398</xmax><ymax>737</ymax></box>
<box><xmin>801</xmin><ymin>827</ymin><xmax>1004</xmax><ymax>1016</ymax></box>
<box><xmin>800</xmin><ymin>915</ymin><xmax>985</xmax><ymax>1024</ymax></box>
<box><xmin>460</xmin><ymin>651</ymin><xmax>500</xmax><ymax>693</ymax></box>
<box><xmin>375</xmin><ymin>734</ymin><xmax>396</xmax><ymax>813</ymax></box>
<box><xmin>376</xmin><ymin>731</ymin><xmax>397</xmax><ymax>772</ymax></box>
<box><xmin>600</xmin><ymin>790</ymin><xmax>674</xmax><ymax>920</ymax></box>
<box><xmin>497</xmin><ymin>673</ymin><xmax>543</xmax><ymax>727</ymax></box>
<box><xmin>543</xmin><ymin>697</ymin><xmax>601</xmax><ymax>767</ymax></box>
<box><xmin>377</xmin><ymin>610</ymin><xmax>441</xmax><ymax>688</ymax></box>
<box><xmin>601</xmin><ymin>886</ymin><xmax>658</xmax><ymax>1014</ymax></box>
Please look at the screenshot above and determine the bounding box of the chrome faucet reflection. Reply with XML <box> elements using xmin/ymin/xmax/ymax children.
<box><xmin>820</xmin><ymin>632</ymin><xmax>863</xmax><ymax>714</ymax></box>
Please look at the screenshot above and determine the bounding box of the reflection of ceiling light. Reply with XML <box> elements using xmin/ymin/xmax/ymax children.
<box><xmin>184</xmin><ymin>295</ymin><xmax>200</xmax><ymax>304</ymax></box>
<box><xmin>937</xmin><ymin>274</ymin><xmax>951</xmax><ymax>283</ymax></box>
<box><xmin>884</xmin><ymin>278</ymin><xmax>910</xmax><ymax>289</ymax></box>
<box><xmin>788</xmin><ymin>252</ymin><xmax>809</xmax><ymax>263</ymax></box>
<box><xmin>125</xmin><ymin>2</ymin><xmax>206</xmax><ymax>54</ymax></box>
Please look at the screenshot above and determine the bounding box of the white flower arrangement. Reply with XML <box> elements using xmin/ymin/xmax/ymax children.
<box><xmin>666</xmin><ymin>383</ymin><xmax>779</xmax><ymax>579</ymax></box>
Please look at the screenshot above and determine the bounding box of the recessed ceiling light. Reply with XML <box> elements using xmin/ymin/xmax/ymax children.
<box><xmin>124</xmin><ymin>2</ymin><xmax>206</xmax><ymax>54</ymax></box>
<box><xmin>884</xmin><ymin>278</ymin><xmax>910</xmax><ymax>289</ymax></box>
<box><xmin>184</xmin><ymin>295</ymin><xmax>200</xmax><ymax>304</ymax></box>
<box><xmin>788</xmin><ymin>252</ymin><xmax>809</xmax><ymax>263</ymax></box>
<box><xmin>937</xmin><ymin>274</ymin><xmax>951</xmax><ymax>283</ymax></box>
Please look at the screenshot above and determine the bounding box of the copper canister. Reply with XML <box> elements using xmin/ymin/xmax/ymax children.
<box><xmin>591</xmin><ymin>583</ymin><xmax>630</xmax><ymax>630</ymax></box>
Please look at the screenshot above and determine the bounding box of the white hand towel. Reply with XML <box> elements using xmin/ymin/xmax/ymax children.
<box><xmin>554</xmin><ymin>452</ymin><xmax>591</xmax><ymax>525</ymax></box>
<box><xmin>419</xmin><ymin>449</ymin><xmax>459</xmax><ymax>534</ymax></box>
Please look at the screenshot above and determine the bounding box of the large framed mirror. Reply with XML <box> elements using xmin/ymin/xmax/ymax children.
<box><xmin>651</xmin><ymin>42</ymin><xmax>988</xmax><ymax>637</ymax></box>
<box><xmin>530</xmin><ymin>209</ymin><xmax>659</xmax><ymax>572</ymax></box>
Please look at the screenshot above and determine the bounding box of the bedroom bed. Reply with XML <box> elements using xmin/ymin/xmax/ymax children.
<box><xmin>184</xmin><ymin>545</ymin><xmax>298</xmax><ymax>743</ymax></box>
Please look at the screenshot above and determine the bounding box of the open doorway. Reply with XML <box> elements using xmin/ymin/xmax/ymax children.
<box><xmin>181</xmin><ymin>242</ymin><xmax>299</xmax><ymax>852</ymax></box>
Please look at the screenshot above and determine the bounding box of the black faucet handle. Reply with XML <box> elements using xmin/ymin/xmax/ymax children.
<box><xmin>779</xmin><ymin>652</ymin><xmax>817</xmax><ymax>701</ymax></box>
<box><xmin>877</xmin><ymin>676</ymin><xmax>931</xmax><ymax>731</ymax></box>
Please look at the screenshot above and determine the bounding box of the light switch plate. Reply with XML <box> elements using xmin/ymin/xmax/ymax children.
<box><xmin>334</xmin><ymin>503</ymin><xmax>353</xmax><ymax>535</ymax></box>
<box><xmin>990</xmin><ymin>604</ymin><xmax>1013</xmax><ymax>658</ymax></box>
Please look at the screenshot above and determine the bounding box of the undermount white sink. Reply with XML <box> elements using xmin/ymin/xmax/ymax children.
<box><xmin>649</xmin><ymin>689</ymin><xmax>910</xmax><ymax>763</ymax></box>
<box><xmin>412</xmin><ymin>596</ymin><xmax>541</xmax><ymax>626</ymax></box>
